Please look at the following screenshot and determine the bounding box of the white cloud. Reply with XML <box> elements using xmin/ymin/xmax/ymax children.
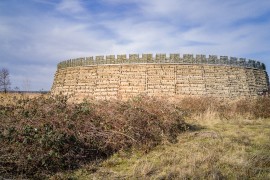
<box><xmin>56</xmin><ymin>0</ymin><xmax>85</xmax><ymax>14</ymax></box>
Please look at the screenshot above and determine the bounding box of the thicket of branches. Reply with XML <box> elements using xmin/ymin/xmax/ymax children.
<box><xmin>0</xmin><ymin>95</ymin><xmax>188</xmax><ymax>179</ymax></box>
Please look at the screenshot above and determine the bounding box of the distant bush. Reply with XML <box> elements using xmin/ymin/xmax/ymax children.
<box><xmin>177</xmin><ymin>96</ymin><xmax>270</xmax><ymax>119</ymax></box>
<box><xmin>252</xmin><ymin>97</ymin><xmax>270</xmax><ymax>118</ymax></box>
<box><xmin>0</xmin><ymin>95</ymin><xmax>187</xmax><ymax>179</ymax></box>
<box><xmin>176</xmin><ymin>97</ymin><xmax>217</xmax><ymax>114</ymax></box>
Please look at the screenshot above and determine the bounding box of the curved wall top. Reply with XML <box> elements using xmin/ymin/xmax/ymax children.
<box><xmin>56</xmin><ymin>53</ymin><xmax>266</xmax><ymax>70</ymax></box>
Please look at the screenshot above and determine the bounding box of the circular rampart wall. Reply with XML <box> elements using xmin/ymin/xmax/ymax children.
<box><xmin>51</xmin><ymin>54</ymin><xmax>269</xmax><ymax>101</ymax></box>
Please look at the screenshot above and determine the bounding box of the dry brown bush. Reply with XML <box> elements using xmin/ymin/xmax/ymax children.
<box><xmin>0</xmin><ymin>95</ymin><xmax>187</xmax><ymax>179</ymax></box>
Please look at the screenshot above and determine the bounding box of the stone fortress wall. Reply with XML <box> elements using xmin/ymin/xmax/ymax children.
<box><xmin>51</xmin><ymin>53</ymin><xmax>269</xmax><ymax>101</ymax></box>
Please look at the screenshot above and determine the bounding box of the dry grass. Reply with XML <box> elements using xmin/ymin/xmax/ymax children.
<box><xmin>54</xmin><ymin>118</ymin><xmax>270</xmax><ymax>179</ymax></box>
<box><xmin>51</xmin><ymin>97</ymin><xmax>270</xmax><ymax>180</ymax></box>
<box><xmin>0</xmin><ymin>92</ymin><xmax>47</xmax><ymax>106</ymax></box>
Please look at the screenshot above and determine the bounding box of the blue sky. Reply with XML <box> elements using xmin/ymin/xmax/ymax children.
<box><xmin>0</xmin><ymin>0</ymin><xmax>270</xmax><ymax>91</ymax></box>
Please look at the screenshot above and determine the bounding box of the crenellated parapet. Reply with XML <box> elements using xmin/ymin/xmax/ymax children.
<box><xmin>57</xmin><ymin>53</ymin><xmax>266</xmax><ymax>70</ymax></box>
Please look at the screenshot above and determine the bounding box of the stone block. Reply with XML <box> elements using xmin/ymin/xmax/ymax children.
<box><xmin>129</xmin><ymin>54</ymin><xmax>139</xmax><ymax>63</ymax></box>
<box><xmin>117</xmin><ymin>54</ymin><xmax>127</xmax><ymax>64</ymax></box>
<box><xmin>220</xmin><ymin>56</ymin><xmax>228</xmax><ymax>65</ymax></box>
<box><xmin>208</xmin><ymin>55</ymin><xmax>218</xmax><ymax>64</ymax></box>
<box><xmin>156</xmin><ymin>54</ymin><xmax>166</xmax><ymax>63</ymax></box>
<box><xmin>230</xmin><ymin>57</ymin><xmax>238</xmax><ymax>66</ymax></box>
<box><xmin>142</xmin><ymin>54</ymin><xmax>153</xmax><ymax>63</ymax></box>
<box><xmin>183</xmin><ymin>54</ymin><xmax>194</xmax><ymax>63</ymax></box>
<box><xmin>239</xmin><ymin>58</ymin><xmax>246</xmax><ymax>67</ymax></box>
<box><xmin>96</xmin><ymin>56</ymin><xmax>105</xmax><ymax>64</ymax></box>
<box><xmin>106</xmin><ymin>55</ymin><xmax>116</xmax><ymax>64</ymax></box>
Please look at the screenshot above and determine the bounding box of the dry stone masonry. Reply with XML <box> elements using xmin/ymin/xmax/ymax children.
<box><xmin>51</xmin><ymin>53</ymin><xmax>269</xmax><ymax>101</ymax></box>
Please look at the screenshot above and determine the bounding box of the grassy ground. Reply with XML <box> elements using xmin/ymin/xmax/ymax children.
<box><xmin>51</xmin><ymin>106</ymin><xmax>270</xmax><ymax>179</ymax></box>
<box><xmin>1</xmin><ymin>94</ymin><xmax>269</xmax><ymax>179</ymax></box>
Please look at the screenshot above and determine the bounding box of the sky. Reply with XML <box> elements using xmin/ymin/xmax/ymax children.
<box><xmin>0</xmin><ymin>0</ymin><xmax>270</xmax><ymax>91</ymax></box>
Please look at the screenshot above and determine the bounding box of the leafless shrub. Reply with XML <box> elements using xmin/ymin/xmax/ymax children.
<box><xmin>0</xmin><ymin>95</ymin><xmax>187</xmax><ymax>179</ymax></box>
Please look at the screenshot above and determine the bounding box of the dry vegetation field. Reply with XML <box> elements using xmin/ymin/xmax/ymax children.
<box><xmin>0</xmin><ymin>92</ymin><xmax>48</xmax><ymax>105</ymax></box>
<box><xmin>0</xmin><ymin>93</ymin><xmax>269</xmax><ymax>179</ymax></box>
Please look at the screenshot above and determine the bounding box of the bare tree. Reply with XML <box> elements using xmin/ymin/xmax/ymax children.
<box><xmin>0</xmin><ymin>68</ymin><xmax>11</xmax><ymax>93</ymax></box>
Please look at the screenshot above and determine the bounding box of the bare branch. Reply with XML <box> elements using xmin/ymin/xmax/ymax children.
<box><xmin>0</xmin><ymin>68</ymin><xmax>11</xmax><ymax>93</ymax></box>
